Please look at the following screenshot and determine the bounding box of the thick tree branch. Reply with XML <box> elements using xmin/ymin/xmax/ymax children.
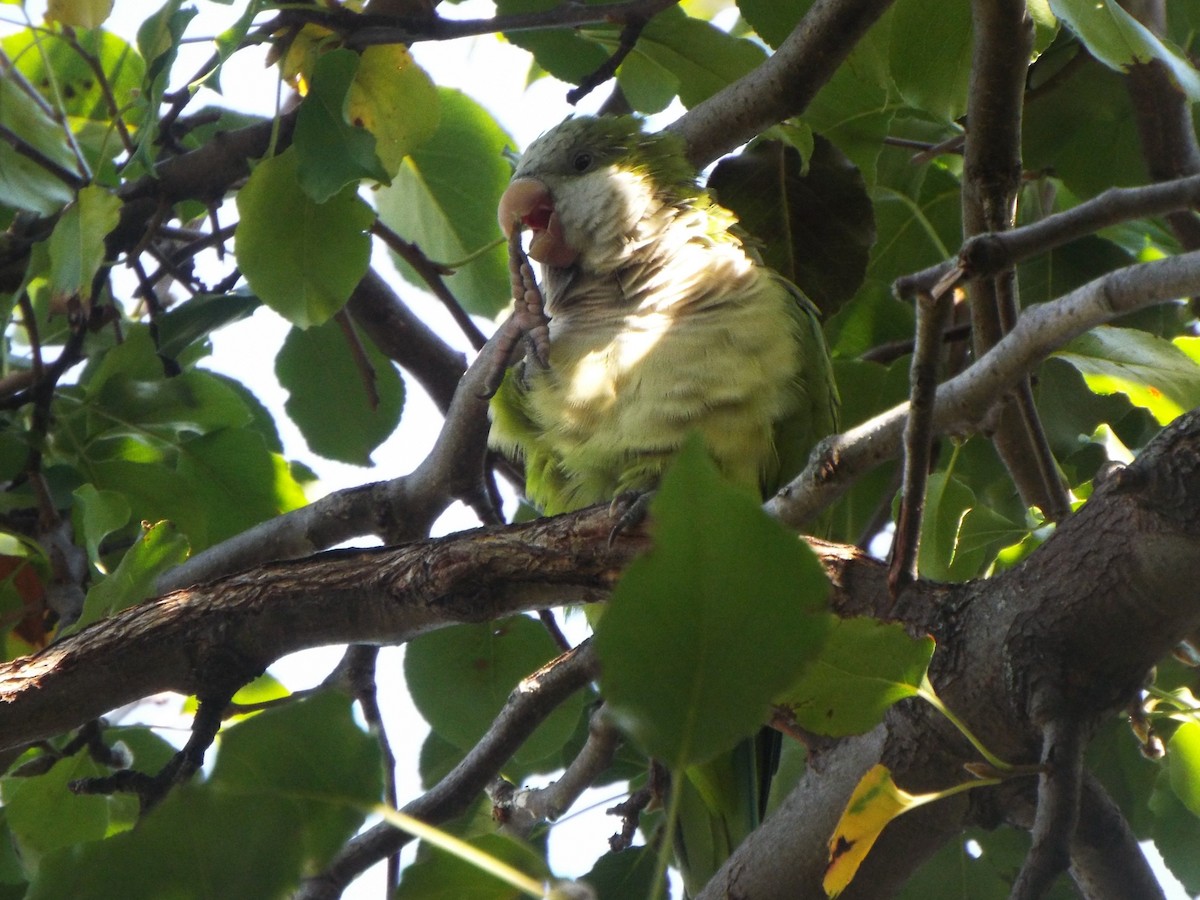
<box><xmin>669</xmin><ymin>0</ymin><xmax>897</xmax><ymax>169</ymax></box>
<box><xmin>3</xmin><ymin>509</ymin><xmax>646</xmax><ymax>753</ymax></box>
<box><xmin>709</xmin><ymin>407</ymin><xmax>1200</xmax><ymax>899</ymax></box>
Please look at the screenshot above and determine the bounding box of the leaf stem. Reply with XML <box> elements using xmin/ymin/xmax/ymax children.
<box><xmin>918</xmin><ymin>674</ymin><xmax>1013</xmax><ymax>772</ymax></box>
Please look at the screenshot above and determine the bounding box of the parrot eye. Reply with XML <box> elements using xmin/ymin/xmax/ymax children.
<box><xmin>572</xmin><ymin>151</ymin><xmax>593</xmax><ymax>172</ymax></box>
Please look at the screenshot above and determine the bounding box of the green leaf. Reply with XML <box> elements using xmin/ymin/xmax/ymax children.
<box><xmin>153</xmin><ymin>291</ymin><xmax>260</xmax><ymax>361</ymax></box>
<box><xmin>1050</xmin><ymin>0</ymin><xmax>1200</xmax><ymax>99</ymax></box>
<box><xmin>0</xmin><ymin>76</ymin><xmax>79</xmax><ymax>214</ymax></box>
<box><xmin>48</xmin><ymin>186</ymin><xmax>119</xmax><ymax>301</ymax></box>
<box><xmin>2</xmin><ymin>26</ymin><xmax>146</xmax><ymax>126</ymax></box>
<box><xmin>88</xmin><ymin>369</ymin><xmax>254</xmax><ymax>438</ymax></box>
<box><xmin>175</xmin><ymin>429</ymin><xmax>307</xmax><ymax>546</ymax></box>
<box><xmin>616</xmin><ymin>6</ymin><xmax>767</xmax><ymax>109</ymax></box>
<box><xmin>803</xmin><ymin>60</ymin><xmax>895</xmax><ymax>189</ymax></box>
<box><xmin>405</xmin><ymin>616</ymin><xmax>584</xmax><ymax>772</ymax></box>
<box><xmin>1023</xmin><ymin>60</ymin><xmax>1144</xmax><ymax>198</ymax></box>
<box><xmin>276</xmin><ymin>319</ymin><xmax>404</xmax><ymax>466</ymax></box>
<box><xmin>1054</xmin><ymin>327</ymin><xmax>1200</xmax><ymax>426</ymax></box>
<box><xmin>708</xmin><ymin>135</ymin><xmax>875</xmax><ymax>318</ymax></box>
<box><xmin>495</xmin><ymin>0</ymin><xmax>609</xmax><ymax>85</ymax></box>
<box><xmin>738</xmin><ymin>0</ymin><xmax>812</xmax><ymax>49</ymax></box>
<box><xmin>779</xmin><ymin>618</ymin><xmax>934</xmax><ymax>736</ymax></box>
<box><xmin>596</xmin><ymin>436</ymin><xmax>831</xmax><ymax>768</ymax></box>
<box><xmin>86</xmin><ymin>459</ymin><xmax>206</xmax><ymax>546</ymax></box>
<box><xmin>235</xmin><ymin>148</ymin><xmax>374</xmax><ymax>328</ymax></box>
<box><xmin>28</xmin><ymin>693</ymin><xmax>381</xmax><ymax>900</ymax></box>
<box><xmin>394</xmin><ymin>833</ymin><xmax>549</xmax><ymax>900</ymax></box>
<box><xmin>71</xmin><ymin>484</ymin><xmax>130</xmax><ymax>567</ymax></box>
<box><xmin>1168</xmin><ymin>719</ymin><xmax>1200</xmax><ymax>818</ymax></box>
<box><xmin>3</xmin><ymin>753</ymin><xmax>108</xmax><ymax>858</ymax></box>
<box><xmin>347</xmin><ymin>44</ymin><xmax>440</xmax><ymax>176</ymax></box>
<box><xmin>889</xmin><ymin>0</ymin><xmax>972</xmax><ymax>122</ymax></box>
<box><xmin>46</xmin><ymin>0</ymin><xmax>114</xmax><ymax>29</ymax></box>
<box><xmin>582</xmin><ymin>847</ymin><xmax>667</xmax><ymax>900</ymax></box>
<box><xmin>295</xmin><ymin>49</ymin><xmax>390</xmax><ymax>202</ymax></box>
<box><xmin>1150</xmin><ymin>769</ymin><xmax>1200</xmax><ymax>893</ymax></box>
<box><xmin>68</xmin><ymin>520</ymin><xmax>189</xmax><ymax>632</ymax></box>
<box><xmin>376</xmin><ymin>88</ymin><xmax>514</xmax><ymax>318</ymax></box>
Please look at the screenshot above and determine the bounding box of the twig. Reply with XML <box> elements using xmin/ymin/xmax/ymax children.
<box><xmin>70</xmin><ymin>689</ymin><xmax>237</xmax><ymax>813</ymax></box>
<box><xmin>893</xmin><ymin>173</ymin><xmax>1200</xmax><ymax>301</ymax></box>
<box><xmin>1010</xmin><ymin>718</ymin><xmax>1084</xmax><ymax>899</ymax></box>
<box><xmin>888</xmin><ymin>289</ymin><xmax>953</xmax><ymax>594</ymax></box>
<box><xmin>566</xmin><ymin>4</ymin><xmax>672</xmax><ymax>105</ymax></box>
<box><xmin>497</xmin><ymin>704</ymin><xmax>621</xmax><ymax>838</ymax></box>
<box><xmin>371</xmin><ymin>220</ymin><xmax>488</xmax><ymax>351</ymax></box>
<box><xmin>335</xmin><ymin>310</ymin><xmax>381</xmax><ymax>411</ymax></box>
<box><xmin>270</xmin><ymin>0</ymin><xmax>685</xmax><ymax>48</ymax></box>
<box><xmin>0</xmin><ymin>123</ymin><xmax>84</xmax><ymax>189</ymax></box>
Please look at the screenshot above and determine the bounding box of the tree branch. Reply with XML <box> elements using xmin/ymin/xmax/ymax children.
<box><xmin>5</xmin><ymin>510</ymin><xmax>646</xmax><ymax>753</ymax></box>
<box><xmin>769</xmin><ymin>250</ymin><xmax>1200</xmax><ymax>529</ymax></box>
<box><xmin>669</xmin><ymin>0</ymin><xmax>898</xmax><ymax>169</ymax></box>
<box><xmin>895</xmin><ymin>173</ymin><xmax>1200</xmax><ymax>301</ymax></box>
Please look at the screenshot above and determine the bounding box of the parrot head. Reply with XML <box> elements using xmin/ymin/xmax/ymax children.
<box><xmin>497</xmin><ymin>116</ymin><xmax>700</xmax><ymax>274</ymax></box>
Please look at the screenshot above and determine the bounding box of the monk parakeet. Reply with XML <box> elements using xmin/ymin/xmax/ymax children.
<box><xmin>488</xmin><ymin>115</ymin><xmax>839</xmax><ymax>893</ymax></box>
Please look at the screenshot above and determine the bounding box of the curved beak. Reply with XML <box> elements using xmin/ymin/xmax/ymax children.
<box><xmin>497</xmin><ymin>177</ymin><xmax>578</xmax><ymax>268</ymax></box>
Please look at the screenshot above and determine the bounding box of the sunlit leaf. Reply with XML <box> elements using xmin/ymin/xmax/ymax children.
<box><xmin>825</xmin><ymin>765</ymin><xmax>928</xmax><ymax>898</ymax></box>
<box><xmin>46</xmin><ymin>0</ymin><xmax>113</xmax><ymax>28</ymax></box>
<box><xmin>376</xmin><ymin>88</ymin><xmax>513</xmax><ymax>317</ymax></box>
<box><xmin>1050</xmin><ymin>0</ymin><xmax>1200</xmax><ymax>100</ymax></box>
<box><xmin>294</xmin><ymin>49</ymin><xmax>390</xmax><ymax>202</ymax></box>
<box><xmin>1168</xmin><ymin>720</ymin><xmax>1200</xmax><ymax>818</ymax></box>
<box><xmin>1055</xmin><ymin>326</ymin><xmax>1200</xmax><ymax>425</ymax></box>
<box><xmin>235</xmin><ymin>148</ymin><xmax>374</xmax><ymax>328</ymax></box>
<box><xmin>347</xmin><ymin>44</ymin><xmax>440</xmax><ymax>176</ymax></box>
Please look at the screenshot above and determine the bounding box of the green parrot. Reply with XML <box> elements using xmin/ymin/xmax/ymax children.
<box><xmin>488</xmin><ymin>115</ymin><xmax>839</xmax><ymax>893</ymax></box>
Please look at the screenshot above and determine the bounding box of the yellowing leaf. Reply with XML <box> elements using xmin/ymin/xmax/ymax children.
<box><xmin>347</xmin><ymin>45</ymin><xmax>439</xmax><ymax>175</ymax></box>
<box><xmin>824</xmin><ymin>765</ymin><xmax>919</xmax><ymax>898</ymax></box>
<box><xmin>279</xmin><ymin>23</ymin><xmax>336</xmax><ymax>95</ymax></box>
<box><xmin>824</xmin><ymin>764</ymin><xmax>999</xmax><ymax>897</ymax></box>
<box><xmin>47</xmin><ymin>0</ymin><xmax>113</xmax><ymax>29</ymax></box>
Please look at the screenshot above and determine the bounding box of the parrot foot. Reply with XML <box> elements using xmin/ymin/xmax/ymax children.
<box><xmin>607</xmin><ymin>490</ymin><xmax>654</xmax><ymax>547</ymax></box>
<box><xmin>508</xmin><ymin>226</ymin><xmax>551</xmax><ymax>369</ymax></box>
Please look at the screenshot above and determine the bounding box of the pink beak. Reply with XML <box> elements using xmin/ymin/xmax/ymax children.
<box><xmin>497</xmin><ymin>177</ymin><xmax>579</xmax><ymax>268</ymax></box>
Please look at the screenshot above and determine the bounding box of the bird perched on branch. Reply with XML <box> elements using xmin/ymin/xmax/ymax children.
<box><xmin>487</xmin><ymin>115</ymin><xmax>839</xmax><ymax>893</ymax></box>
<box><xmin>490</xmin><ymin>115</ymin><xmax>838</xmax><ymax>514</ymax></box>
